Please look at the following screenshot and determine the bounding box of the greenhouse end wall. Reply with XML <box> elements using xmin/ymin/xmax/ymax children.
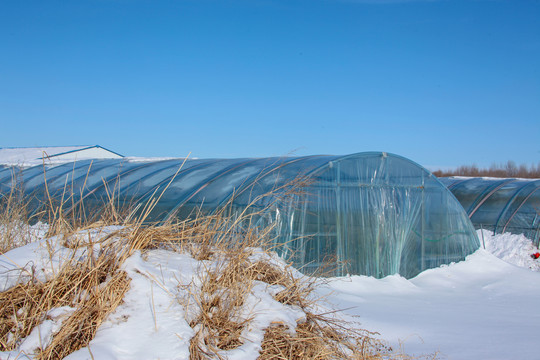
<box><xmin>0</xmin><ymin>152</ymin><xmax>480</xmax><ymax>278</ymax></box>
<box><xmin>236</xmin><ymin>153</ymin><xmax>480</xmax><ymax>278</ymax></box>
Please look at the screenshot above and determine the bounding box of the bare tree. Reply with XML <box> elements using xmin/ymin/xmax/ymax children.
<box><xmin>433</xmin><ymin>161</ymin><xmax>540</xmax><ymax>178</ymax></box>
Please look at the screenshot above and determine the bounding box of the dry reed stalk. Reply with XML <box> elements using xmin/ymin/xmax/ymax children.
<box><xmin>256</xmin><ymin>257</ymin><xmax>392</xmax><ymax>359</ymax></box>
<box><xmin>179</xmin><ymin>208</ymin><xmax>397</xmax><ymax>360</ymax></box>
<box><xmin>187</xmin><ymin>255</ymin><xmax>255</xmax><ymax>358</ymax></box>
<box><xmin>0</xmin><ymin>282</ymin><xmax>51</xmax><ymax>351</ymax></box>
<box><xmin>38</xmin><ymin>270</ymin><xmax>130</xmax><ymax>360</ymax></box>
<box><xmin>259</xmin><ymin>313</ymin><xmax>392</xmax><ymax>360</ymax></box>
<box><xmin>183</xmin><ymin>214</ymin><xmax>266</xmax><ymax>358</ymax></box>
<box><xmin>260</xmin><ymin>323</ymin><xmax>331</xmax><ymax>360</ymax></box>
<box><xmin>181</xmin><ymin>211</ymin><xmax>331</xmax><ymax>359</ymax></box>
<box><xmin>0</xmin><ymin>172</ymin><xmax>39</xmax><ymax>254</ymax></box>
<box><xmin>0</xmin><ymin>178</ymin><xmax>143</xmax><ymax>358</ymax></box>
<box><xmin>184</xmin><ymin>240</ymin><xmax>394</xmax><ymax>360</ymax></box>
<box><xmin>0</xmin><ymin>162</ymin><xmax>194</xmax><ymax>356</ymax></box>
<box><xmin>0</xmin><ymin>242</ymin><xmax>130</xmax><ymax>356</ymax></box>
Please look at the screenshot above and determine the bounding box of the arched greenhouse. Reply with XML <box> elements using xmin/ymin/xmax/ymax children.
<box><xmin>440</xmin><ymin>177</ymin><xmax>540</xmax><ymax>246</ymax></box>
<box><xmin>0</xmin><ymin>152</ymin><xmax>480</xmax><ymax>278</ymax></box>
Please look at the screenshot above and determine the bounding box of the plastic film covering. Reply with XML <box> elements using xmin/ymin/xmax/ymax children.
<box><xmin>0</xmin><ymin>153</ymin><xmax>479</xmax><ymax>278</ymax></box>
<box><xmin>440</xmin><ymin>177</ymin><xmax>540</xmax><ymax>246</ymax></box>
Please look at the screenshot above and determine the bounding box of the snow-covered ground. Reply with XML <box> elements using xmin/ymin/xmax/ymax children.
<box><xmin>320</xmin><ymin>230</ymin><xmax>540</xmax><ymax>359</ymax></box>
<box><xmin>1</xmin><ymin>226</ymin><xmax>539</xmax><ymax>360</ymax></box>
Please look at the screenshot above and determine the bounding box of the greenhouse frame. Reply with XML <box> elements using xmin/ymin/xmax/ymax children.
<box><xmin>0</xmin><ymin>152</ymin><xmax>480</xmax><ymax>278</ymax></box>
<box><xmin>440</xmin><ymin>177</ymin><xmax>540</xmax><ymax>246</ymax></box>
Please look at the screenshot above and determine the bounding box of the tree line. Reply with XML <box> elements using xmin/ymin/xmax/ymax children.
<box><xmin>433</xmin><ymin>161</ymin><xmax>540</xmax><ymax>179</ymax></box>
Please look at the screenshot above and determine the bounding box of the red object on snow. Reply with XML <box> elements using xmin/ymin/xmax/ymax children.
<box><xmin>531</xmin><ymin>252</ymin><xmax>540</xmax><ymax>259</ymax></box>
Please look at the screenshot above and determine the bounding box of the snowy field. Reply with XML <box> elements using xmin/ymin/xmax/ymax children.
<box><xmin>323</xmin><ymin>231</ymin><xmax>540</xmax><ymax>360</ymax></box>
<box><xmin>1</xmin><ymin>226</ymin><xmax>539</xmax><ymax>360</ymax></box>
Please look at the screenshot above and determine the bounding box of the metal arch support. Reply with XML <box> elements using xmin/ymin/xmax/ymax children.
<box><xmin>212</xmin><ymin>155</ymin><xmax>322</xmax><ymax>212</ymax></box>
<box><xmin>502</xmin><ymin>186</ymin><xmax>540</xmax><ymax>234</ymax></box>
<box><xmin>161</xmin><ymin>158</ymin><xmax>263</xmax><ymax>223</ymax></box>
<box><xmin>20</xmin><ymin>161</ymin><xmax>96</xmax><ymax>190</ymax></box>
<box><xmin>116</xmin><ymin>160</ymin><xmax>186</xmax><ymax>197</ymax></box>
<box><xmin>444</xmin><ymin>178</ymin><xmax>471</xmax><ymax>190</ymax></box>
<box><xmin>0</xmin><ymin>167</ymin><xmax>26</xmax><ymax>184</ymax></box>
<box><xmin>0</xmin><ymin>165</ymin><xmax>59</xmax><ymax>191</ymax></box>
<box><xmin>65</xmin><ymin>160</ymin><xmax>155</xmax><ymax>213</ymax></box>
<box><xmin>25</xmin><ymin>161</ymin><xmax>107</xmax><ymax>217</ymax></box>
<box><xmin>468</xmin><ymin>179</ymin><xmax>517</xmax><ymax>219</ymax></box>
<box><xmin>129</xmin><ymin>159</ymin><xmax>223</xmax><ymax>210</ymax></box>
<box><xmin>494</xmin><ymin>182</ymin><xmax>538</xmax><ymax>233</ymax></box>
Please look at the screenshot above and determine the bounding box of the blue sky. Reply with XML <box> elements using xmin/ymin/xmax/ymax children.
<box><xmin>1</xmin><ymin>0</ymin><xmax>539</xmax><ymax>169</ymax></box>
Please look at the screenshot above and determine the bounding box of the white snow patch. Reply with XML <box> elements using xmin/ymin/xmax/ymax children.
<box><xmin>19</xmin><ymin>306</ymin><xmax>76</xmax><ymax>355</ymax></box>
<box><xmin>0</xmin><ymin>221</ymin><xmax>49</xmax><ymax>249</ymax></box>
<box><xmin>321</xmin><ymin>248</ymin><xmax>540</xmax><ymax>360</ymax></box>
<box><xmin>1</xmin><ymin>229</ymin><xmax>540</xmax><ymax>359</ymax></box>
<box><xmin>477</xmin><ymin>229</ymin><xmax>540</xmax><ymax>271</ymax></box>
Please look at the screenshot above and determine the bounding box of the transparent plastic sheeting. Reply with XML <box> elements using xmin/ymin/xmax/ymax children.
<box><xmin>440</xmin><ymin>177</ymin><xmax>540</xmax><ymax>246</ymax></box>
<box><xmin>0</xmin><ymin>153</ymin><xmax>479</xmax><ymax>278</ymax></box>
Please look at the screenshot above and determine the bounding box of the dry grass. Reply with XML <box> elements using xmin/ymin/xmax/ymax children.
<box><xmin>39</xmin><ymin>270</ymin><xmax>129</xmax><ymax>359</ymax></box>
<box><xmin>0</xmin><ymin>169</ymin><xmax>159</xmax><ymax>358</ymax></box>
<box><xmin>177</xmin><ymin>209</ymin><xmax>396</xmax><ymax>360</ymax></box>
<box><xmin>0</xmin><ymin>172</ymin><xmax>39</xmax><ymax>254</ymax></box>
<box><xmin>260</xmin><ymin>319</ymin><xmax>383</xmax><ymax>360</ymax></box>
<box><xmin>0</xmin><ymin>165</ymin><xmax>423</xmax><ymax>360</ymax></box>
<box><xmin>0</xmin><ymin>211</ymin><xmax>164</xmax><ymax>359</ymax></box>
<box><xmin>0</xmin><ymin>237</ymin><xmax>131</xmax><ymax>358</ymax></box>
<box><xmin>0</xmin><ymin>212</ymin><xmax>411</xmax><ymax>360</ymax></box>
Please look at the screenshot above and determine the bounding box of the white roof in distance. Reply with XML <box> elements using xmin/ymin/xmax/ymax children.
<box><xmin>0</xmin><ymin>145</ymin><xmax>123</xmax><ymax>167</ymax></box>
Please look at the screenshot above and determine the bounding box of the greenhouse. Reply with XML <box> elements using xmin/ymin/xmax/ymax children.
<box><xmin>0</xmin><ymin>152</ymin><xmax>480</xmax><ymax>278</ymax></box>
<box><xmin>440</xmin><ymin>177</ymin><xmax>540</xmax><ymax>246</ymax></box>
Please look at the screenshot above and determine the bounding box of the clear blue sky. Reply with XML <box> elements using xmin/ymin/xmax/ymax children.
<box><xmin>1</xmin><ymin>0</ymin><xmax>539</xmax><ymax>169</ymax></box>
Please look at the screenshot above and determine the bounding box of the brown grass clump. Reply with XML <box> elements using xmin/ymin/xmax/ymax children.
<box><xmin>0</xmin><ymin>241</ymin><xmax>130</xmax><ymax>358</ymax></box>
<box><xmin>187</xmin><ymin>245</ymin><xmax>257</xmax><ymax>358</ymax></box>
<box><xmin>39</xmin><ymin>270</ymin><xmax>129</xmax><ymax>359</ymax></box>
<box><xmin>259</xmin><ymin>260</ymin><xmax>392</xmax><ymax>359</ymax></box>
<box><xmin>185</xmin><ymin>245</ymin><xmax>395</xmax><ymax>360</ymax></box>
<box><xmin>180</xmin><ymin>210</ymin><xmax>396</xmax><ymax>360</ymax></box>
<box><xmin>181</xmin><ymin>208</ymin><xmax>282</xmax><ymax>358</ymax></box>
<box><xmin>259</xmin><ymin>314</ymin><xmax>391</xmax><ymax>360</ymax></box>
<box><xmin>0</xmin><ymin>172</ymin><xmax>160</xmax><ymax>358</ymax></box>
<box><xmin>0</xmin><ymin>213</ymin><xmax>168</xmax><ymax>359</ymax></box>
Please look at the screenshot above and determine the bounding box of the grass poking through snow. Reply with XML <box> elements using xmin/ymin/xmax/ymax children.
<box><xmin>0</xmin><ymin>172</ymin><xmax>422</xmax><ymax>359</ymax></box>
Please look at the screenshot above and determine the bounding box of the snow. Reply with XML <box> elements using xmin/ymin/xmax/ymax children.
<box><xmin>66</xmin><ymin>251</ymin><xmax>195</xmax><ymax>360</ymax></box>
<box><xmin>0</xmin><ymin>221</ymin><xmax>48</xmax><ymax>250</ymax></box>
<box><xmin>1</xmin><ymin>227</ymin><xmax>539</xmax><ymax>360</ymax></box>
<box><xmin>19</xmin><ymin>306</ymin><xmax>76</xmax><ymax>354</ymax></box>
<box><xmin>323</xmin><ymin>249</ymin><xmax>540</xmax><ymax>359</ymax></box>
<box><xmin>123</xmin><ymin>156</ymin><xmax>193</xmax><ymax>162</ymax></box>
<box><xmin>0</xmin><ymin>225</ymin><xmax>121</xmax><ymax>292</ymax></box>
<box><xmin>478</xmin><ymin>229</ymin><xmax>540</xmax><ymax>271</ymax></box>
<box><xmin>0</xmin><ymin>147</ymin><xmax>89</xmax><ymax>166</ymax></box>
<box><xmin>0</xmin><ymin>147</ymin><xmax>190</xmax><ymax>168</ymax></box>
<box><xmin>0</xmin><ymin>146</ymin><xmax>122</xmax><ymax>167</ymax></box>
